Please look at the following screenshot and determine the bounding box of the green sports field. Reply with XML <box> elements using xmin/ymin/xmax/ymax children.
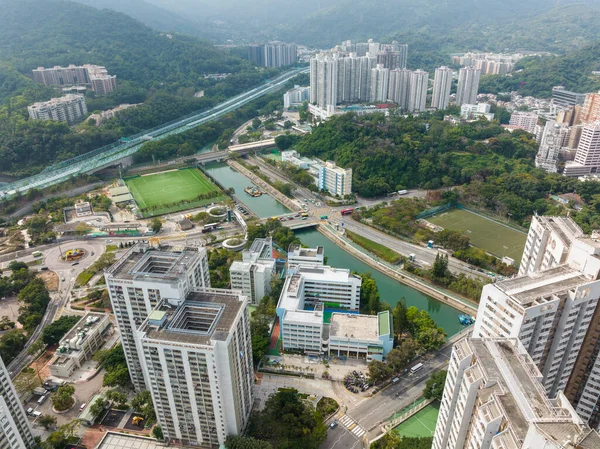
<box><xmin>427</xmin><ymin>208</ymin><xmax>527</xmax><ymax>261</ymax></box>
<box><xmin>126</xmin><ymin>168</ymin><xmax>221</xmax><ymax>210</ymax></box>
<box><xmin>393</xmin><ymin>403</ymin><xmax>439</xmax><ymax>438</ymax></box>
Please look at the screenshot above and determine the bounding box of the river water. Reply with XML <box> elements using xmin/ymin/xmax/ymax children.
<box><xmin>204</xmin><ymin>161</ymin><xmax>462</xmax><ymax>335</ymax></box>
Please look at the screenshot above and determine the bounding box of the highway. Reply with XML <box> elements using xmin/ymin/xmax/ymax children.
<box><xmin>1</xmin><ymin>67</ymin><xmax>309</xmax><ymax>197</ymax></box>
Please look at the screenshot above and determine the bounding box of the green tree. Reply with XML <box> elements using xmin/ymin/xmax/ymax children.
<box><xmin>392</xmin><ymin>299</ymin><xmax>407</xmax><ymax>336</ymax></box>
<box><xmin>150</xmin><ymin>218</ymin><xmax>162</xmax><ymax>233</ymax></box>
<box><xmin>386</xmin><ymin>338</ymin><xmax>421</xmax><ymax>372</ymax></box>
<box><xmin>359</xmin><ymin>273</ymin><xmax>382</xmax><ymax>314</ymax></box>
<box><xmin>423</xmin><ymin>370</ymin><xmax>447</xmax><ymax>401</ymax></box>
<box><xmin>250</xmin><ymin>315</ymin><xmax>271</xmax><ymax>366</ymax></box>
<box><xmin>42</xmin><ymin>315</ymin><xmax>80</xmax><ymax>345</ymax></box>
<box><xmin>51</xmin><ymin>385</ymin><xmax>75</xmax><ymax>411</ymax></box>
<box><xmin>103</xmin><ymin>365</ymin><xmax>130</xmax><ymax>387</ymax></box>
<box><xmin>38</xmin><ymin>414</ymin><xmax>57</xmax><ymax>430</ymax></box>
<box><xmin>226</xmin><ymin>436</ymin><xmax>273</xmax><ymax>449</ymax></box>
<box><xmin>368</xmin><ymin>360</ymin><xmax>392</xmax><ymax>384</ymax></box>
<box><xmin>252</xmin><ymin>118</ymin><xmax>262</xmax><ymax>129</ymax></box>
<box><xmin>431</xmin><ymin>254</ymin><xmax>448</xmax><ymax>279</ymax></box>
<box><xmin>41</xmin><ymin>420</ymin><xmax>80</xmax><ymax>449</ymax></box>
<box><xmin>90</xmin><ymin>397</ymin><xmax>108</xmax><ymax>420</ymax></box>
<box><xmin>152</xmin><ymin>425</ymin><xmax>164</xmax><ymax>440</ymax></box>
<box><xmin>0</xmin><ymin>330</ymin><xmax>27</xmax><ymax>364</ymax></box>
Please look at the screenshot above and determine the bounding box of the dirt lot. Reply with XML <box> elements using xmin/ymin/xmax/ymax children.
<box><xmin>38</xmin><ymin>271</ymin><xmax>59</xmax><ymax>291</ymax></box>
<box><xmin>0</xmin><ymin>297</ymin><xmax>20</xmax><ymax>324</ymax></box>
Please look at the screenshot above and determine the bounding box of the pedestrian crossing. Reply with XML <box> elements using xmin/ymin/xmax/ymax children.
<box><xmin>339</xmin><ymin>414</ymin><xmax>366</xmax><ymax>439</ymax></box>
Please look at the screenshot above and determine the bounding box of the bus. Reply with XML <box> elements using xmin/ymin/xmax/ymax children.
<box><xmin>410</xmin><ymin>363</ymin><xmax>424</xmax><ymax>374</ymax></box>
<box><xmin>202</xmin><ymin>223</ymin><xmax>218</xmax><ymax>233</ymax></box>
<box><xmin>340</xmin><ymin>208</ymin><xmax>354</xmax><ymax>216</ymax></box>
<box><xmin>32</xmin><ymin>251</ymin><xmax>42</xmax><ymax>257</ymax></box>
<box><xmin>301</xmin><ymin>212</ymin><xmax>309</xmax><ymax>218</ymax></box>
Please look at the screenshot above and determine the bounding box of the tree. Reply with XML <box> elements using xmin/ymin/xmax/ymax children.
<box><xmin>431</xmin><ymin>254</ymin><xmax>448</xmax><ymax>279</ymax></box>
<box><xmin>423</xmin><ymin>370</ymin><xmax>447</xmax><ymax>401</ymax></box>
<box><xmin>131</xmin><ymin>390</ymin><xmax>156</xmax><ymax>422</ymax></box>
<box><xmin>74</xmin><ymin>222</ymin><xmax>92</xmax><ymax>236</ymax></box>
<box><xmin>152</xmin><ymin>425</ymin><xmax>164</xmax><ymax>440</ymax></box>
<box><xmin>386</xmin><ymin>338</ymin><xmax>421</xmax><ymax>372</ymax></box>
<box><xmin>90</xmin><ymin>397</ymin><xmax>108</xmax><ymax>420</ymax></box>
<box><xmin>26</xmin><ymin>338</ymin><xmax>46</xmax><ymax>356</ymax></box>
<box><xmin>226</xmin><ymin>436</ymin><xmax>273</xmax><ymax>449</ymax></box>
<box><xmin>51</xmin><ymin>385</ymin><xmax>75</xmax><ymax>411</ymax></box>
<box><xmin>392</xmin><ymin>299</ymin><xmax>407</xmax><ymax>336</ymax></box>
<box><xmin>38</xmin><ymin>414</ymin><xmax>57</xmax><ymax>430</ymax></box>
<box><xmin>368</xmin><ymin>360</ymin><xmax>391</xmax><ymax>384</ymax></box>
<box><xmin>41</xmin><ymin>420</ymin><xmax>80</xmax><ymax>449</ymax></box>
<box><xmin>103</xmin><ymin>365</ymin><xmax>130</xmax><ymax>387</ymax></box>
<box><xmin>252</xmin><ymin>118</ymin><xmax>262</xmax><ymax>129</ymax></box>
<box><xmin>42</xmin><ymin>315</ymin><xmax>80</xmax><ymax>345</ymax></box>
<box><xmin>283</xmin><ymin>120</ymin><xmax>293</xmax><ymax>129</ymax></box>
<box><xmin>105</xmin><ymin>389</ymin><xmax>128</xmax><ymax>406</ymax></box>
<box><xmin>150</xmin><ymin>218</ymin><xmax>162</xmax><ymax>233</ymax></box>
<box><xmin>250</xmin><ymin>315</ymin><xmax>271</xmax><ymax>366</ymax></box>
<box><xmin>0</xmin><ymin>330</ymin><xmax>27</xmax><ymax>364</ymax></box>
<box><xmin>359</xmin><ymin>273</ymin><xmax>382</xmax><ymax>314</ymax></box>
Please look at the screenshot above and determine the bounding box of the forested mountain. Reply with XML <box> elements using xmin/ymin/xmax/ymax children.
<box><xmin>480</xmin><ymin>42</ymin><xmax>600</xmax><ymax>98</ymax></box>
<box><xmin>0</xmin><ymin>0</ymin><xmax>278</xmax><ymax>175</ymax></box>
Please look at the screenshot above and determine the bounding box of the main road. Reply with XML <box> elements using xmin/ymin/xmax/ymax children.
<box><xmin>1</xmin><ymin>67</ymin><xmax>309</xmax><ymax>197</ymax></box>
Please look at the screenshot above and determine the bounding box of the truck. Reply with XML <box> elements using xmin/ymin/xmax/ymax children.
<box><xmin>397</xmin><ymin>190</ymin><xmax>408</xmax><ymax>195</ymax></box>
<box><xmin>340</xmin><ymin>208</ymin><xmax>354</xmax><ymax>216</ymax></box>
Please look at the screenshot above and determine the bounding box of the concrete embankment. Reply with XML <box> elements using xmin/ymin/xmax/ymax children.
<box><xmin>317</xmin><ymin>224</ymin><xmax>478</xmax><ymax>314</ymax></box>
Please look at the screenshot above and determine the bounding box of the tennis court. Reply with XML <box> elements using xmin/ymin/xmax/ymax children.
<box><xmin>393</xmin><ymin>403</ymin><xmax>439</xmax><ymax>438</ymax></box>
<box><xmin>428</xmin><ymin>208</ymin><xmax>527</xmax><ymax>261</ymax></box>
<box><xmin>125</xmin><ymin>168</ymin><xmax>220</xmax><ymax>210</ymax></box>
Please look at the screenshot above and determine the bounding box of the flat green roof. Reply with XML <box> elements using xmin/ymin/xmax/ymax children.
<box><xmin>378</xmin><ymin>311</ymin><xmax>391</xmax><ymax>336</ymax></box>
<box><xmin>148</xmin><ymin>310</ymin><xmax>167</xmax><ymax>321</ymax></box>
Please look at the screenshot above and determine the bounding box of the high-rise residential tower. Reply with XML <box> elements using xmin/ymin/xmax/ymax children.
<box><xmin>388</xmin><ymin>69</ymin><xmax>411</xmax><ymax>110</ymax></box>
<box><xmin>432</xmin><ymin>338</ymin><xmax>600</xmax><ymax>449</ymax></box>
<box><xmin>455</xmin><ymin>66</ymin><xmax>481</xmax><ymax>106</ymax></box>
<box><xmin>408</xmin><ymin>70</ymin><xmax>428</xmax><ymax>113</ymax></box>
<box><xmin>369</xmin><ymin>64</ymin><xmax>390</xmax><ymax>102</ymax></box>
<box><xmin>27</xmin><ymin>94</ymin><xmax>88</xmax><ymax>125</ymax></box>
<box><xmin>105</xmin><ymin>242</ymin><xmax>210</xmax><ymax>391</ymax></box>
<box><xmin>136</xmin><ymin>288</ymin><xmax>253</xmax><ymax>447</ymax></box>
<box><xmin>563</xmin><ymin>121</ymin><xmax>600</xmax><ymax>177</ymax></box>
<box><xmin>0</xmin><ymin>356</ymin><xmax>35</xmax><ymax>449</ymax></box>
<box><xmin>431</xmin><ymin>66</ymin><xmax>453</xmax><ymax>110</ymax></box>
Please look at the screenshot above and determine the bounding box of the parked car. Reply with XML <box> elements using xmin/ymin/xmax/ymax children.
<box><xmin>330</xmin><ymin>421</ymin><xmax>338</xmax><ymax>429</ymax></box>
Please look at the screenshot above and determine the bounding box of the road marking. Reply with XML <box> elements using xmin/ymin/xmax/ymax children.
<box><xmin>338</xmin><ymin>414</ymin><xmax>366</xmax><ymax>439</ymax></box>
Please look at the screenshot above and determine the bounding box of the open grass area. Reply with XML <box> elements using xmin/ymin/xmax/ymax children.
<box><xmin>346</xmin><ymin>230</ymin><xmax>403</xmax><ymax>264</ymax></box>
<box><xmin>427</xmin><ymin>208</ymin><xmax>527</xmax><ymax>261</ymax></box>
<box><xmin>125</xmin><ymin>168</ymin><xmax>224</xmax><ymax>216</ymax></box>
<box><xmin>393</xmin><ymin>402</ymin><xmax>439</xmax><ymax>438</ymax></box>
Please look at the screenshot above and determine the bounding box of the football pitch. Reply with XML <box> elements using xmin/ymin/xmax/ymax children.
<box><xmin>393</xmin><ymin>403</ymin><xmax>439</xmax><ymax>438</ymax></box>
<box><xmin>125</xmin><ymin>168</ymin><xmax>221</xmax><ymax>210</ymax></box>
<box><xmin>427</xmin><ymin>208</ymin><xmax>527</xmax><ymax>261</ymax></box>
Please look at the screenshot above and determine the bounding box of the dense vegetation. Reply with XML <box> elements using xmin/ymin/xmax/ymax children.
<box><xmin>423</xmin><ymin>370</ymin><xmax>447</xmax><ymax>401</ymax></box>
<box><xmin>295</xmin><ymin>113</ymin><xmax>600</xmax><ymax>233</ymax></box>
<box><xmin>208</xmin><ymin>248</ymin><xmax>242</xmax><ymax>288</ymax></box>
<box><xmin>249</xmin><ymin>278</ymin><xmax>283</xmax><ymax>365</ymax></box>
<box><xmin>245</xmin><ymin>388</ymin><xmax>327</xmax><ymax>449</ymax></box>
<box><xmin>480</xmin><ymin>42</ymin><xmax>600</xmax><ymax>98</ymax></box>
<box><xmin>0</xmin><ymin>0</ymin><xmax>281</xmax><ymax>175</ymax></box>
<box><xmin>41</xmin><ymin>315</ymin><xmax>81</xmax><ymax>346</ymax></box>
<box><xmin>371</xmin><ymin>435</ymin><xmax>433</xmax><ymax>449</ymax></box>
<box><xmin>246</xmin><ymin>219</ymin><xmax>301</xmax><ymax>251</ymax></box>
<box><xmin>93</xmin><ymin>344</ymin><xmax>130</xmax><ymax>387</ymax></box>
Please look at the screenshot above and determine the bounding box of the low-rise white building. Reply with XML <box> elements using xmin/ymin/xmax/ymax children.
<box><xmin>317</xmin><ymin>161</ymin><xmax>352</xmax><ymax>196</ymax></box>
<box><xmin>432</xmin><ymin>337</ymin><xmax>600</xmax><ymax>449</ymax></box>
<box><xmin>283</xmin><ymin>86</ymin><xmax>310</xmax><ymax>109</ymax></box>
<box><xmin>460</xmin><ymin>103</ymin><xmax>494</xmax><ymax>121</ymax></box>
<box><xmin>287</xmin><ymin>244</ymin><xmax>324</xmax><ymax>268</ymax></box>
<box><xmin>49</xmin><ymin>313</ymin><xmax>111</xmax><ymax>377</ymax></box>
<box><xmin>229</xmin><ymin>238</ymin><xmax>275</xmax><ymax>304</ymax></box>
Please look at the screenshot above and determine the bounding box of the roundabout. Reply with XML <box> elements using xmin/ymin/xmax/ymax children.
<box><xmin>222</xmin><ymin>238</ymin><xmax>246</xmax><ymax>251</ymax></box>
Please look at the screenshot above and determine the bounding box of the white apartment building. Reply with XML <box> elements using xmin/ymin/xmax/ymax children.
<box><xmin>388</xmin><ymin>69</ymin><xmax>411</xmax><ymax>110</ymax></box>
<box><xmin>27</xmin><ymin>94</ymin><xmax>88</xmax><ymax>125</ymax></box>
<box><xmin>536</xmin><ymin>120</ymin><xmax>572</xmax><ymax>173</ymax></box>
<box><xmin>370</xmin><ymin>64</ymin><xmax>390</xmax><ymax>103</ymax></box>
<box><xmin>509</xmin><ymin>111</ymin><xmax>539</xmax><ymax>134</ymax></box>
<box><xmin>317</xmin><ymin>161</ymin><xmax>352</xmax><ymax>196</ymax></box>
<box><xmin>283</xmin><ymin>86</ymin><xmax>310</xmax><ymax>109</ymax></box>
<box><xmin>563</xmin><ymin>122</ymin><xmax>600</xmax><ymax>177</ymax></box>
<box><xmin>408</xmin><ymin>69</ymin><xmax>429</xmax><ymax>113</ymax></box>
<box><xmin>473</xmin><ymin>265</ymin><xmax>600</xmax><ymax>399</ymax></box>
<box><xmin>32</xmin><ymin>64</ymin><xmax>117</xmax><ymax>94</ymax></box>
<box><xmin>0</xmin><ymin>356</ymin><xmax>35</xmax><ymax>449</ymax></box>
<box><xmin>136</xmin><ymin>288</ymin><xmax>253</xmax><ymax>447</ymax></box>
<box><xmin>229</xmin><ymin>238</ymin><xmax>275</xmax><ymax>304</ymax></box>
<box><xmin>455</xmin><ymin>66</ymin><xmax>481</xmax><ymax>106</ymax></box>
<box><xmin>432</xmin><ymin>338</ymin><xmax>600</xmax><ymax>449</ymax></box>
<box><xmin>460</xmin><ymin>103</ymin><xmax>494</xmax><ymax>121</ymax></box>
<box><xmin>287</xmin><ymin>244</ymin><xmax>324</xmax><ymax>269</ymax></box>
<box><xmin>431</xmin><ymin>66</ymin><xmax>453</xmax><ymax>110</ymax></box>
<box><xmin>49</xmin><ymin>313</ymin><xmax>111</xmax><ymax>378</ymax></box>
<box><xmin>105</xmin><ymin>242</ymin><xmax>210</xmax><ymax>391</ymax></box>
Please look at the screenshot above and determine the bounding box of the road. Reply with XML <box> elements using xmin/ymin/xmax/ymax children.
<box><xmin>6</xmin><ymin>241</ymin><xmax>105</xmax><ymax>378</ymax></box>
<box><xmin>2</xmin><ymin>67</ymin><xmax>309</xmax><ymax>197</ymax></box>
<box><xmin>321</xmin><ymin>328</ymin><xmax>471</xmax><ymax>449</ymax></box>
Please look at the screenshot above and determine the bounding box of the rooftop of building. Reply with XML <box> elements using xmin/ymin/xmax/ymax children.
<box><xmin>535</xmin><ymin>216</ymin><xmax>584</xmax><ymax>247</ymax></box>
<box><xmin>295</xmin><ymin>265</ymin><xmax>359</xmax><ymax>283</ymax></box>
<box><xmin>95</xmin><ymin>431</ymin><xmax>167</xmax><ymax>449</ymax></box>
<box><xmin>465</xmin><ymin>338</ymin><xmax>583</xmax><ymax>444</ymax></box>
<box><xmin>534</xmin><ymin>422</ymin><xmax>600</xmax><ymax>449</ymax></box>
<box><xmin>494</xmin><ymin>265</ymin><xmax>589</xmax><ymax>307</ymax></box>
<box><xmin>28</xmin><ymin>94</ymin><xmax>85</xmax><ymax>108</ymax></box>
<box><xmin>56</xmin><ymin>313</ymin><xmax>109</xmax><ymax>357</ymax></box>
<box><xmin>329</xmin><ymin>313</ymin><xmax>379</xmax><ymax>341</ymax></box>
<box><xmin>105</xmin><ymin>242</ymin><xmax>203</xmax><ymax>283</ymax></box>
<box><xmin>288</xmin><ymin>244</ymin><xmax>324</xmax><ymax>258</ymax></box>
<box><xmin>140</xmin><ymin>288</ymin><xmax>246</xmax><ymax>346</ymax></box>
<box><xmin>243</xmin><ymin>238</ymin><xmax>274</xmax><ymax>263</ymax></box>
<box><xmin>283</xmin><ymin>309</ymin><xmax>323</xmax><ymax>325</ymax></box>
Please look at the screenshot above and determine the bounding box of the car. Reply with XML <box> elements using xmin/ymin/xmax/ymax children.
<box><xmin>468</xmin><ymin>265</ymin><xmax>476</xmax><ymax>270</ymax></box>
<box><xmin>32</xmin><ymin>411</ymin><xmax>42</xmax><ymax>418</ymax></box>
<box><xmin>79</xmin><ymin>403</ymin><xmax>87</xmax><ymax>411</ymax></box>
<box><xmin>71</xmin><ymin>262</ymin><xmax>79</xmax><ymax>266</ymax></box>
<box><xmin>26</xmin><ymin>407</ymin><xmax>33</xmax><ymax>415</ymax></box>
<box><xmin>91</xmin><ymin>252</ymin><xmax>94</xmax><ymax>256</ymax></box>
<box><xmin>329</xmin><ymin>421</ymin><xmax>338</xmax><ymax>429</ymax></box>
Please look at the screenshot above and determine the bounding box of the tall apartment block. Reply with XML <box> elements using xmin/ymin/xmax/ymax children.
<box><xmin>27</xmin><ymin>94</ymin><xmax>88</xmax><ymax>125</ymax></box>
<box><xmin>229</xmin><ymin>238</ymin><xmax>275</xmax><ymax>304</ymax></box>
<box><xmin>105</xmin><ymin>242</ymin><xmax>210</xmax><ymax>391</ymax></box>
<box><xmin>432</xmin><ymin>338</ymin><xmax>600</xmax><ymax>449</ymax></box>
<box><xmin>431</xmin><ymin>66</ymin><xmax>453</xmax><ymax>110</ymax></box>
<box><xmin>553</xmin><ymin>86</ymin><xmax>587</xmax><ymax>110</ymax></box>
<box><xmin>0</xmin><ymin>356</ymin><xmax>35</xmax><ymax>449</ymax></box>
<box><xmin>408</xmin><ymin>70</ymin><xmax>429</xmax><ymax>113</ymax></box>
<box><xmin>317</xmin><ymin>161</ymin><xmax>352</xmax><ymax>196</ymax></box>
<box><xmin>248</xmin><ymin>43</ymin><xmax>297</xmax><ymax>67</ymax></box>
<box><xmin>509</xmin><ymin>111</ymin><xmax>539</xmax><ymax>134</ymax></box>
<box><xmin>563</xmin><ymin>121</ymin><xmax>600</xmax><ymax>177</ymax></box>
<box><xmin>455</xmin><ymin>66</ymin><xmax>481</xmax><ymax>106</ymax></box>
<box><xmin>370</xmin><ymin>64</ymin><xmax>390</xmax><ymax>102</ymax></box>
<box><xmin>388</xmin><ymin>69</ymin><xmax>412</xmax><ymax>110</ymax></box>
<box><xmin>136</xmin><ymin>288</ymin><xmax>253</xmax><ymax>447</ymax></box>
<box><xmin>581</xmin><ymin>91</ymin><xmax>600</xmax><ymax>124</ymax></box>
<box><xmin>32</xmin><ymin>64</ymin><xmax>116</xmax><ymax>94</ymax></box>
<box><xmin>535</xmin><ymin>120</ymin><xmax>572</xmax><ymax>173</ymax></box>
